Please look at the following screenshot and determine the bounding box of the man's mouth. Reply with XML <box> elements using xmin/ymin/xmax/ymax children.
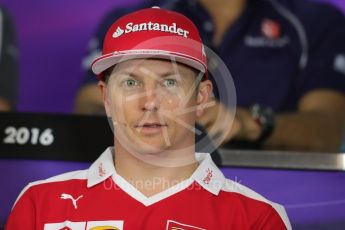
<box><xmin>136</xmin><ymin>123</ymin><xmax>168</xmax><ymax>128</ymax></box>
<box><xmin>134</xmin><ymin>122</ymin><xmax>168</xmax><ymax>135</ymax></box>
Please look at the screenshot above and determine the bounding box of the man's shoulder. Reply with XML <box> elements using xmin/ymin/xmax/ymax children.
<box><xmin>17</xmin><ymin>169</ymin><xmax>88</xmax><ymax>200</ymax></box>
<box><xmin>218</xmin><ymin>178</ymin><xmax>291</xmax><ymax>229</ymax></box>
<box><xmin>38</xmin><ymin>169</ymin><xmax>88</xmax><ymax>184</ymax></box>
<box><xmin>220</xmin><ymin>178</ymin><xmax>272</xmax><ymax>207</ymax></box>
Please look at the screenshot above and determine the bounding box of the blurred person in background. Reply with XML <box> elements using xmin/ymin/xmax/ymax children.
<box><xmin>0</xmin><ymin>7</ymin><xmax>18</xmax><ymax>111</ymax></box>
<box><xmin>75</xmin><ymin>0</ymin><xmax>345</xmax><ymax>152</ymax></box>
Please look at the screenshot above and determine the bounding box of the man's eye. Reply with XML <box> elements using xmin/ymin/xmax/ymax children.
<box><xmin>162</xmin><ymin>79</ymin><xmax>178</xmax><ymax>87</ymax></box>
<box><xmin>122</xmin><ymin>79</ymin><xmax>138</xmax><ymax>87</ymax></box>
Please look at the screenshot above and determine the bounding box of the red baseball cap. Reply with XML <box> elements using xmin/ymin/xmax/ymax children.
<box><xmin>91</xmin><ymin>6</ymin><xmax>207</xmax><ymax>80</ymax></box>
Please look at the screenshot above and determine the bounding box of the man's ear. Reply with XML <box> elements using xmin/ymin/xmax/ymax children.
<box><xmin>196</xmin><ymin>79</ymin><xmax>213</xmax><ymax>117</ymax></box>
<box><xmin>98</xmin><ymin>81</ymin><xmax>112</xmax><ymax>117</ymax></box>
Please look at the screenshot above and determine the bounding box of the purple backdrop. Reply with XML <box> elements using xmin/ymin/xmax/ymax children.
<box><xmin>0</xmin><ymin>0</ymin><xmax>344</xmax><ymax>113</ymax></box>
<box><xmin>0</xmin><ymin>0</ymin><xmax>142</xmax><ymax>113</ymax></box>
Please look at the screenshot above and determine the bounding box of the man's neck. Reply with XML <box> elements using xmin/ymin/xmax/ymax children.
<box><xmin>200</xmin><ymin>0</ymin><xmax>248</xmax><ymax>46</ymax></box>
<box><xmin>113</xmin><ymin>142</ymin><xmax>198</xmax><ymax>197</ymax></box>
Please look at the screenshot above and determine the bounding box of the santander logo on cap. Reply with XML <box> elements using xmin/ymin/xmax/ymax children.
<box><xmin>92</xmin><ymin>7</ymin><xmax>207</xmax><ymax>79</ymax></box>
<box><xmin>113</xmin><ymin>27</ymin><xmax>125</xmax><ymax>38</ymax></box>
<box><xmin>112</xmin><ymin>21</ymin><xmax>190</xmax><ymax>38</ymax></box>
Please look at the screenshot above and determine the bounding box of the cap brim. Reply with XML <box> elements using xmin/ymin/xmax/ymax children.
<box><xmin>91</xmin><ymin>49</ymin><xmax>206</xmax><ymax>77</ymax></box>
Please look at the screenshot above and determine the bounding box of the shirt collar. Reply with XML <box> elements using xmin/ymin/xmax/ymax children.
<box><xmin>87</xmin><ymin>148</ymin><xmax>225</xmax><ymax>195</ymax></box>
<box><xmin>191</xmin><ymin>153</ymin><xmax>225</xmax><ymax>195</ymax></box>
<box><xmin>87</xmin><ymin>147</ymin><xmax>115</xmax><ymax>188</ymax></box>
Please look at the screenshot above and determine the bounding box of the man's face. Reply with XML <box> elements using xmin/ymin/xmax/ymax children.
<box><xmin>99</xmin><ymin>59</ymin><xmax>212</xmax><ymax>156</ymax></box>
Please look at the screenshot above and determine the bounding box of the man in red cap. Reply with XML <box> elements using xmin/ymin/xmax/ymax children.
<box><xmin>6</xmin><ymin>7</ymin><xmax>290</xmax><ymax>229</ymax></box>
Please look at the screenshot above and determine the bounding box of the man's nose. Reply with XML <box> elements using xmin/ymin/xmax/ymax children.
<box><xmin>142</xmin><ymin>88</ymin><xmax>160</xmax><ymax>111</ymax></box>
